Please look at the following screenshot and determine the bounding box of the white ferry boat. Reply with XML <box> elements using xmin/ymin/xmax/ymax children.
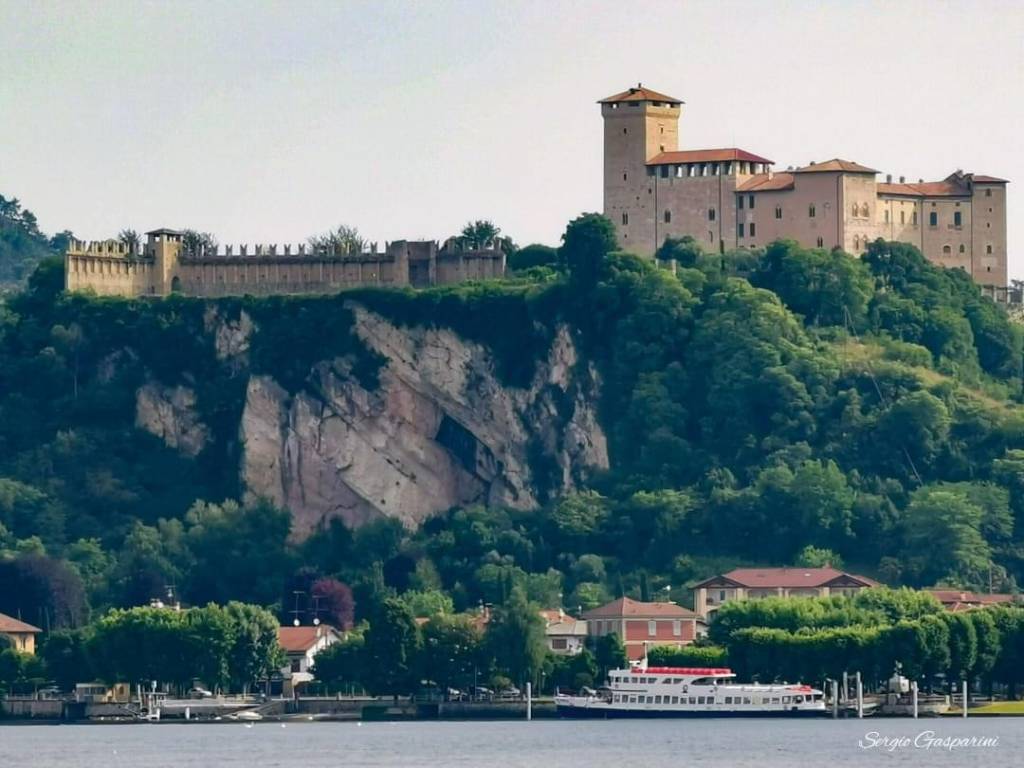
<box><xmin>555</xmin><ymin>660</ymin><xmax>826</xmax><ymax>718</ymax></box>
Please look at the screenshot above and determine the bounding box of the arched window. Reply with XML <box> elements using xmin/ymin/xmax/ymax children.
<box><xmin>816</xmin><ymin>237</ymin><xmax>824</xmax><ymax>247</ymax></box>
<box><xmin>708</xmin><ymin>208</ymin><xmax>716</xmax><ymax>221</ymax></box>
<box><xmin>622</xmin><ymin>213</ymin><xmax>629</xmax><ymax>226</ymax></box>
<box><xmin>775</xmin><ymin>206</ymin><xmax>782</xmax><ymax>219</ymax></box>
<box><xmin>861</xmin><ymin>203</ymin><xmax>869</xmax><ymax>217</ymax></box>
<box><xmin>942</xmin><ymin>245</ymin><xmax>952</xmax><ymax>254</ymax></box>
<box><xmin>852</xmin><ymin>203</ymin><xmax>859</xmax><ymax>217</ymax></box>
<box><xmin>959</xmin><ymin>244</ymin><xmax>965</xmax><ymax>253</ymax></box>
<box><xmin>853</xmin><ymin>235</ymin><xmax>860</xmax><ymax>250</ymax></box>
<box><xmin>809</xmin><ymin>204</ymin><xmax>816</xmax><ymax>218</ymax></box>
<box><xmin>664</xmin><ymin>210</ymin><xmax>672</xmax><ymax>223</ymax></box>
<box><xmin>170</xmin><ymin>276</ymin><xmax>182</xmax><ymax>293</ymax></box>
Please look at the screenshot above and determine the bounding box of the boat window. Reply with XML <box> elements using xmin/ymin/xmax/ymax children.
<box><xmin>655</xmin><ymin>696</ymin><xmax>662</xmax><ymax>704</ymax></box>
<box><xmin>794</xmin><ymin>696</ymin><xmax>802</xmax><ymax>703</ymax></box>
<box><xmin>630</xmin><ymin>696</ymin><xmax>637</xmax><ymax>703</ymax></box>
<box><xmin>688</xmin><ymin>697</ymin><xmax>696</xmax><ymax>705</ymax></box>
<box><xmin>646</xmin><ymin>696</ymin><xmax>654</xmax><ymax>704</ymax></box>
<box><xmin>724</xmin><ymin>696</ymin><xmax>732</xmax><ymax>704</ymax></box>
<box><xmin>671</xmin><ymin>696</ymin><xmax>678</xmax><ymax>704</ymax></box>
<box><xmin>783</xmin><ymin>696</ymin><xmax>791</xmax><ymax>704</ymax></box>
<box><xmin>698</xmin><ymin>697</ymin><xmax>706</xmax><ymax>705</ymax></box>
<box><xmin>743</xmin><ymin>697</ymin><xmax>751</xmax><ymax>705</ymax></box>
<box><xmin>613</xmin><ymin>695</ymin><xmax>619</xmax><ymax>703</ymax></box>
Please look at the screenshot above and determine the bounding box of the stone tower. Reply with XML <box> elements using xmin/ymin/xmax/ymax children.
<box><xmin>600</xmin><ymin>84</ymin><xmax>683</xmax><ymax>250</ymax></box>
<box><xmin>144</xmin><ymin>228</ymin><xmax>183</xmax><ymax>296</ymax></box>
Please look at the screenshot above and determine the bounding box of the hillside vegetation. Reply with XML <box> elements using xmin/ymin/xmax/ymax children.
<box><xmin>1</xmin><ymin>205</ymin><xmax>1023</xmax><ymax>640</ymax></box>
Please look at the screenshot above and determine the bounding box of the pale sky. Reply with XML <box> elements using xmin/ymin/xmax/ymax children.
<box><xmin>2</xmin><ymin>0</ymin><xmax>1023</xmax><ymax>275</ymax></box>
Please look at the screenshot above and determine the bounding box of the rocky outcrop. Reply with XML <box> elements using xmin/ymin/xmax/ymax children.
<box><xmin>136</xmin><ymin>382</ymin><xmax>210</xmax><ymax>457</ymax></box>
<box><xmin>240</xmin><ymin>304</ymin><xmax>608</xmax><ymax>537</ymax></box>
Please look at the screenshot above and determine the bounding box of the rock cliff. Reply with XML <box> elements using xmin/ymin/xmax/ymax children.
<box><xmin>137</xmin><ymin>302</ymin><xmax>608</xmax><ymax>537</ymax></box>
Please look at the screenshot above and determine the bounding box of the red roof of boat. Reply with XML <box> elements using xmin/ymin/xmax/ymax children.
<box><xmin>636</xmin><ymin>667</ymin><xmax>733</xmax><ymax>676</ymax></box>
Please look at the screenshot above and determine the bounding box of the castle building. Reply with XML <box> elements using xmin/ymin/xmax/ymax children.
<box><xmin>65</xmin><ymin>230</ymin><xmax>506</xmax><ymax>297</ymax></box>
<box><xmin>601</xmin><ymin>84</ymin><xmax>1009</xmax><ymax>289</ymax></box>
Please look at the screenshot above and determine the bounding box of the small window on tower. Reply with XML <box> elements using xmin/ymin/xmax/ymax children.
<box><xmin>738</xmin><ymin>196</ymin><xmax>744</xmax><ymax>210</ymax></box>
<box><xmin>986</xmin><ymin>189</ymin><xmax>992</xmax><ymax>197</ymax></box>
<box><xmin>900</xmin><ymin>211</ymin><xmax>905</xmax><ymax>224</ymax></box>
<box><xmin>816</xmin><ymin>237</ymin><xmax>824</xmax><ymax>247</ymax></box>
<box><xmin>987</xmin><ymin>245</ymin><xmax>993</xmax><ymax>254</ymax></box>
<box><xmin>623</xmin><ymin>173</ymin><xmax>627</xmax><ymax>181</ymax></box>
<box><xmin>943</xmin><ymin>245</ymin><xmax>951</xmax><ymax>254</ymax></box>
<box><xmin>884</xmin><ymin>210</ymin><xmax>890</xmax><ymax>224</ymax></box>
<box><xmin>708</xmin><ymin>208</ymin><xmax>716</xmax><ymax>221</ymax></box>
<box><xmin>623</xmin><ymin>128</ymin><xmax>628</xmax><ymax>134</ymax></box>
<box><xmin>954</xmin><ymin>211</ymin><xmax>962</xmax><ymax>227</ymax></box>
<box><xmin>737</xmin><ymin>222</ymin><xmax>745</xmax><ymax>238</ymax></box>
<box><xmin>622</xmin><ymin>213</ymin><xmax>629</xmax><ymax>226</ymax></box>
<box><xmin>664</xmin><ymin>210</ymin><xmax>672</xmax><ymax>223</ymax></box>
<box><xmin>929</xmin><ymin>212</ymin><xmax>938</xmax><ymax>227</ymax></box>
<box><xmin>775</xmin><ymin>206</ymin><xmax>782</xmax><ymax>219</ymax></box>
<box><xmin>660</xmin><ymin>165</ymin><xmax>669</xmax><ymax>178</ymax></box>
<box><xmin>749</xmin><ymin>195</ymin><xmax>755</xmax><ymax>209</ymax></box>
<box><xmin>809</xmin><ymin>205</ymin><xmax>816</xmax><ymax>218</ymax></box>
<box><xmin>852</xmin><ymin>203</ymin><xmax>859</xmax><ymax>217</ymax></box>
<box><xmin>750</xmin><ymin>223</ymin><xmax>756</xmax><ymax>237</ymax></box>
<box><xmin>959</xmin><ymin>244</ymin><xmax>965</xmax><ymax>253</ymax></box>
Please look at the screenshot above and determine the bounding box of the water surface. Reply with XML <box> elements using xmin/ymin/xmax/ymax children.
<box><xmin>1</xmin><ymin>718</ymin><xmax>1020</xmax><ymax>767</ymax></box>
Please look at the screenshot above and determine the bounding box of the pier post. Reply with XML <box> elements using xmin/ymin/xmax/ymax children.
<box><xmin>912</xmin><ymin>681</ymin><xmax>918</xmax><ymax>719</ymax></box>
<box><xmin>855</xmin><ymin>672</ymin><xmax>863</xmax><ymax>719</ymax></box>
<box><xmin>526</xmin><ymin>682</ymin><xmax>532</xmax><ymax>721</ymax></box>
<box><xmin>830</xmin><ymin>680</ymin><xmax>837</xmax><ymax>719</ymax></box>
<box><xmin>185</xmin><ymin>706</ymin><xmax>190</xmax><ymax>721</ymax></box>
<box><xmin>962</xmin><ymin>680</ymin><xmax>968</xmax><ymax>718</ymax></box>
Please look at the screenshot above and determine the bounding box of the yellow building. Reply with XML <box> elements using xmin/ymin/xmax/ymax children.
<box><xmin>0</xmin><ymin>612</ymin><xmax>41</xmax><ymax>655</ymax></box>
<box><xmin>602</xmin><ymin>84</ymin><xmax>1009</xmax><ymax>291</ymax></box>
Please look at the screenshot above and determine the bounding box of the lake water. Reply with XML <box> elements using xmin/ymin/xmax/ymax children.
<box><xmin>1</xmin><ymin>719</ymin><xmax>1021</xmax><ymax>767</ymax></box>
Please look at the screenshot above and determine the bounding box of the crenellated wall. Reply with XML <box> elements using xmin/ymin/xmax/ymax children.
<box><xmin>66</xmin><ymin>232</ymin><xmax>507</xmax><ymax>298</ymax></box>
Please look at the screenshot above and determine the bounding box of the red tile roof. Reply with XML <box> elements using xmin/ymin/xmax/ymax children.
<box><xmin>582</xmin><ymin>597</ymin><xmax>698</xmax><ymax>620</ymax></box>
<box><xmin>697</xmin><ymin>567</ymin><xmax>878</xmax><ymax>589</ymax></box>
<box><xmin>970</xmin><ymin>174</ymin><xmax>1008</xmax><ymax>184</ymax></box>
<box><xmin>794</xmin><ymin>159</ymin><xmax>879</xmax><ymax>174</ymax></box>
<box><xmin>877</xmin><ymin>181</ymin><xmax>970</xmax><ymax>198</ymax></box>
<box><xmin>539</xmin><ymin>609</ymin><xmax>579</xmax><ymax>625</ymax></box>
<box><xmin>927</xmin><ymin>590</ymin><xmax>1018</xmax><ymax>611</ymax></box>
<box><xmin>0</xmin><ymin>612</ymin><xmax>41</xmax><ymax>634</ymax></box>
<box><xmin>599</xmin><ymin>85</ymin><xmax>683</xmax><ymax>105</ymax></box>
<box><xmin>647</xmin><ymin>148</ymin><xmax>773</xmax><ymax>166</ymax></box>
<box><xmin>277</xmin><ymin>625</ymin><xmax>338</xmax><ymax>653</ymax></box>
<box><xmin>737</xmin><ymin>173</ymin><xmax>795</xmax><ymax>192</ymax></box>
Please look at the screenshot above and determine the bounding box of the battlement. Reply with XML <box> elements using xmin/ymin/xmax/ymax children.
<box><xmin>67</xmin><ymin>238</ymin><xmax>145</xmax><ymax>258</ymax></box>
<box><xmin>65</xmin><ymin>229</ymin><xmax>508</xmax><ymax>297</ymax></box>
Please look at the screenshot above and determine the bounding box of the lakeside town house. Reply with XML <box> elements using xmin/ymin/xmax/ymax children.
<box><xmin>0</xmin><ymin>612</ymin><xmax>41</xmax><ymax>655</ymax></box>
<box><xmin>926</xmin><ymin>589</ymin><xmax>1022</xmax><ymax>613</ymax></box>
<box><xmin>277</xmin><ymin>624</ymin><xmax>342</xmax><ymax>697</ymax></box>
<box><xmin>601</xmin><ymin>84</ymin><xmax>1011</xmax><ymax>299</ymax></box>
<box><xmin>693</xmin><ymin>567</ymin><xmax>878</xmax><ymax>621</ymax></box>
<box><xmin>582</xmin><ymin>597</ymin><xmax>701</xmax><ymax>660</ymax></box>
<box><xmin>539</xmin><ymin>609</ymin><xmax>588</xmax><ymax>656</ymax></box>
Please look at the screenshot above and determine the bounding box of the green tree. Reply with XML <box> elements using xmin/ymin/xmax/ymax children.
<box><xmin>485</xmin><ymin>587</ymin><xmax>546</xmax><ymax>689</ymax></box>
<box><xmin>417</xmin><ymin>613</ymin><xmax>485</xmax><ymax>693</ymax></box>
<box><xmin>903</xmin><ymin>486</ymin><xmax>993</xmax><ymax>588</ymax></box>
<box><xmin>363</xmin><ymin>597</ymin><xmax>420</xmax><ymax>695</ymax></box>
<box><xmin>508</xmin><ymin>243</ymin><xmax>557</xmax><ymax>271</ymax></box>
<box><xmin>308</xmin><ymin>224</ymin><xmax>365</xmax><ymax>254</ymax></box>
<box><xmin>223</xmin><ymin>602</ymin><xmax>283</xmax><ymax>693</ymax></box>
<box><xmin>592</xmin><ymin>633</ymin><xmax>627</xmax><ymax>679</ymax></box>
<box><xmin>311</xmin><ymin>630</ymin><xmax>365</xmax><ymax>692</ymax></box>
<box><xmin>459</xmin><ymin>220</ymin><xmax>501</xmax><ymax>249</ymax></box>
<box><xmin>560</xmin><ymin>213</ymin><xmax>616</xmax><ymax>287</ymax></box>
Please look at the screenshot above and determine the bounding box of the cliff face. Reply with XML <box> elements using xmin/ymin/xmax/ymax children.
<box><xmin>136</xmin><ymin>303</ymin><xmax>608</xmax><ymax>537</ymax></box>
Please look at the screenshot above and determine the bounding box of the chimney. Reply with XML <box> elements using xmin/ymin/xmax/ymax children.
<box><xmin>919</xmin><ymin>178</ymin><xmax>924</xmax><ymax>183</ymax></box>
<box><xmin>899</xmin><ymin>176</ymin><xmax>905</xmax><ymax>184</ymax></box>
<box><xmin>886</xmin><ymin>174</ymin><xmax>892</xmax><ymax>183</ymax></box>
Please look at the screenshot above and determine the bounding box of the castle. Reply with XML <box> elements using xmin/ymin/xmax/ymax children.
<box><xmin>601</xmin><ymin>84</ymin><xmax>1009</xmax><ymax>290</ymax></box>
<box><xmin>65</xmin><ymin>231</ymin><xmax>506</xmax><ymax>297</ymax></box>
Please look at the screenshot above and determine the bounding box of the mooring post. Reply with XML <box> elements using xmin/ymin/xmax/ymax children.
<box><xmin>526</xmin><ymin>682</ymin><xmax>532</xmax><ymax>721</ymax></box>
<box><xmin>962</xmin><ymin>679</ymin><xmax>968</xmax><ymax>718</ymax></box>
<box><xmin>912</xmin><ymin>681</ymin><xmax>918</xmax><ymax>719</ymax></box>
<box><xmin>856</xmin><ymin>672</ymin><xmax>863</xmax><ymax>719</ymax></box>
<box><xmin>830</xmin><ymin>680</ymin><xmax>838</xmax><ymax>719</ymax></box>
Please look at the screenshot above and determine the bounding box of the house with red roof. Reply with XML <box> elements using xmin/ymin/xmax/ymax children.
<box><xmin>692</xmin><ymin>567</ymin><xmax>878</xmax><ymax>621</ymax></box>
<box><xmin>0</xmin><ymin>612</ymin><xmax>41</xmax><ymax>655</ymax></box>
<box><xmin>582</xmin><ymin>597</ymin><xmax>700</xmax><ymax>660</ymax></box>
<box><xmin>926</xmin><ymin>590</ymin><xmax>1021</xmax><ymax>613</ymax></box>
<box><xmin>277</xmin><ymin>624</ymin><xmax>343</xmax><ymax>696</ymax></box>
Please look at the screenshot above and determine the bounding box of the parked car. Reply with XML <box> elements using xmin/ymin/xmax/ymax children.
<box><xmin>498</xmin><ymin>686</ymin><xmax>521</xmax><ymax>700</ymax></box>
<box><xmin>473</xmin><ymin>686</ymin><xmax>493</xmax><ymax>700</ymax></box>
<box><xmin>446</xmin><ymin>688</ymin><xmax>465</xmax><ymax>701</ymax></box>
<box><xmin>189</xmin><ymin>687</ymin><xmax>214</xmax><ymax>699</ymax></box>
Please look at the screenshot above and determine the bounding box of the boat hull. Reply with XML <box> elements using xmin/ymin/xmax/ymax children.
<box><xmin>556</xmin><ymin>704</ymin><xmax>827</xmax><ymax>719</ymax></box>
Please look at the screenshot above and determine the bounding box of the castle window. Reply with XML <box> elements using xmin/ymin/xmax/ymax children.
<box><xmin>737</xmin><ymin>222</ymin><xmax>745</xmax><ymax>238</ymax></box>
<box><xmin>884</xmin><ymin>210</ymin><xmax>890</xmax><ymax>224</ymax></box>
<box><xmin>708</xmin><ymin>208</ymin><xmax>716</xmax><ymax>221</ymax></box>
<box><xmin>775</xmin><ymin>206</ymin><xmax>782</xmax><ymax>219</ymax></box>
<box><xmin>809</xmin><ymin>204</ymin><xmax>816</xmax><ymax>218</ymax></box>
<box><xmin>749</xmin><ymin>223</ymin><xmax>756</xmax><ymax>237</ymax></box>
<box><xmin>854</xmin><ymin>235</ymin><xmax>860</xmax><ymax>250</ymax></box>
<box><xmin>816</xmin><ymin>237</ymin><xmax>824</xmax><ymax>247</ymax></box>
<box><xmin>664</xmin><ymin>210</ymin><xmax>672</xmax><ymax>223</ymax></box>
<box><xmin>986</xmin><ymin>189</ymin><xmax>992</xmax><ymax>197</ymax></box>
<box><xmin>852</xmin><ymin>203</ymin><xmax>859</xmax><ymax>217</ymax></box>
<box><xmin>749</xmin><ymin>195</ymin><xmax>755</xmax><ymax>209</ymax></box>
<box><xmin>724</xmin><ymin>162</ymin><xmax>733</xmax><ymax>175</ymax></box>
<box><xmin>709</xmin><ymin>231</ymin><xmax>714</xmax><ymax>243</ymax></box>
<box><xmin>954</xmin><ymin>211</ymin><xmax>962</xmax><ymax>228</ymax></box>
<box><xmin>913</xmin><ymin>211</ymin><xmax>918</xmax><ymax>225</ymax></box>
<box><xmin>623</xmin><ymin>173</ymin><xmax>627</xmax><ymax>181</ymax></box>
<box><xmin>987</xmin><ymin>244</ymin><xmax>993</xmax><ymax>254</ymax></box>
<box><xmin>959</xmin><ymin>244</ymin><xmax>965</xmax><ymax>253</ymax></box>
<box><xmin>738</xmin><ymin>196</ymin><xmax>744</xmax><ymax>210</ymax></box>
<box><xmin>900</xmin><ymin>211</ymin><xmax>905</xmax><ymax>224</ymax></box>
<box><xmin>623</xmin><ymin>128</ymin><xmax>628</xmax><ymax>134</ymax></box>
<box><xmin>660</xmin><ymin>165</ymin><xmax>669</xmax><ymax>178</ymax></box>
<box><xmin>929</xmin><ymin>212</ymin><xmax>938</xmax><ymax>227</ymax></box>
<box><xmin>622</xmin><ymin>213</ymin><xmax>629</xmax><ymax>226</ymax></box>
<box><xmin>676</xmin><ymin>166</ymin><xmax>684</xmax><ymax>178</ymax></box>
<box><xmin>943</xmin><ymin>245</ymin><xmax>952</xmax><ymax>254</ymax></box>
<box><xmin>861</xmin><ymin>203</ymin><xmax>869</xmax><ymax>217</ymax></box>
